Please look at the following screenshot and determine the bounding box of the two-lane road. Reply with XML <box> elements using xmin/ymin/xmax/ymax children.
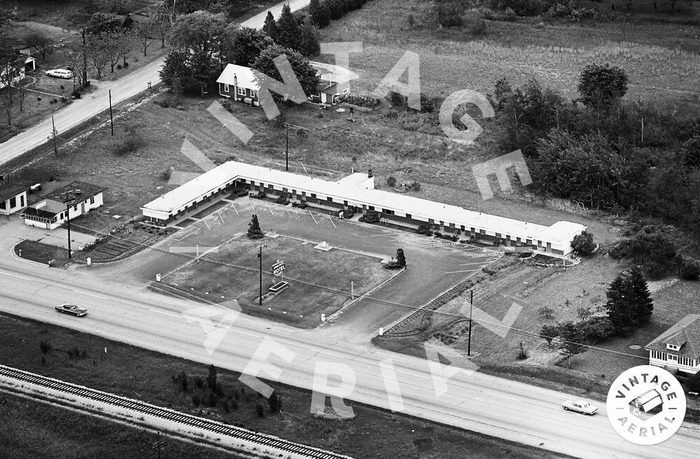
<box><xmin>0</xmin><ymin>260</ymin><xmax>697</xmax><ymax>459</ymax></box>
<box><xmin>0</xmin><ymin>0</ymin><xmax>311</xmax><ymax>166</ymax></box>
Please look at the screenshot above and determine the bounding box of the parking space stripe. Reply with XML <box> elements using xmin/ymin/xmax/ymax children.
<box><xmin>328</xmin><ymin>215</ymin><xmax>336</xmax><ymax>229</ymax></box>
<box><xmin>309</xmin><ymin>210</ymin><xmax>318</xmax><ymax>224</ymax></box>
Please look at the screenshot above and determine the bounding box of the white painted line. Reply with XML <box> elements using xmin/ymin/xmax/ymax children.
<box><xmin>169</xmin><ymin>247</ymin><xmax>220</xmax><ymax>254</ymax></box>
<box><xmin>148</xmin><ymin>308</ymin><xmax>183</xmax><ymax>319</ymax></box>
<box><xmin>309</xmin><ymin>210</ymin><xmax>318</xmax><ymax>224</ymax></box>
<box><xmin>444</xmin><ymin>269</ymin><xmax>480</xmax><ymax>274</ymax></box>
<box><xmin>328</xmin><ymin>215</ymin><xmax>336</xmax><ymax>229</ymax></box>
<box><xmin>72</xmin><ymin>290</ymin><xmax>108</xmax><ymax>300</ymax></box>
<box><xmin>203</xmin><ymin>218</ymin><xmax>211</xmax><ymax>230</ymax></box>
<box><xmin>217</xmin><ymin>210</ymin><xmax>225</xmax><ymax>224</ymax></box>
<box><xmin>267</xmin><ymin>203</ymin><xmax>274</xmax><ymax>215</ymax></box>
<box><xmin>0</xmin><ymin>271</ymin><xmax>31</xmax><ymax>281</ymax></box>
<box><xmin>232</xmin><ymin>204</ymin><xmax>239</xmax><ymax>216</ymax></box>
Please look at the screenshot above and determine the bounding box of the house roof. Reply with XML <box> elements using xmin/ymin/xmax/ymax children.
<box><xmin>43</xmin><ymin>181</ymin><xmax>106</xmax><ymax>204</ymax></box>
<box><xmin>0</xmin><ymin>183</ymin><xmax>27</xmax><ymax>202</ymax></box>
<box><xmin>645</xmin><ymin>314</ymin><xmax>700</xmax><ymax>359</ymax></box>
<box><xmin>21</xmin><ymin>199</ymin><xmax>66</xmax><ymax>219</ymax></box>
<box><xmin>216</xmin><ymin>64</ymin><xmax>260</xmax><ymax>91</ymax></box>
<box><xmin>142</xmin><ymin>161</ymin><xmax>585</xmax><ymax>251</ymax></box>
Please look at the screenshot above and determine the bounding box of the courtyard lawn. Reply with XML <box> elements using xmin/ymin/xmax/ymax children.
<box><xmin>163</xmin><ymin>235</ymin><xmax>392</xmax><ymax>328</ymax></box>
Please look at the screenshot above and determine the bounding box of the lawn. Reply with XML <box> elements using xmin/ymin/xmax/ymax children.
<box><xmin>163</xmin><ymin>234</ymin><xmax>392</xmax><ymax>328</ymax></box>
<box><xmin>0</xmin><ymin>312</ymin><xmax>562</xmax><ymax>459</ymax></box>
<box><xmin>14</xmin><ymin>240</ymin><xmax>71</xmax><ymax>267</ymax></box>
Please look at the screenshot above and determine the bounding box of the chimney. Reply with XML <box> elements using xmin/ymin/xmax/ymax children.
<box><xmin>368</xmin><ymin>168</ymin><xmax>373</xmax><ymax>178</ymax></box>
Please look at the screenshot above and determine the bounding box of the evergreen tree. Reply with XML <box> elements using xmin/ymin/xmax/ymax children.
<box><xmin>309</xmin><ymin>0</ymin><xmax>331</xmax><ymax>28</ymax></box>
<box><xmin>275</xmin><ymin>4</ymin><xmax>300</xmax><ymax>50</ymax></box>
<box><xmin>605</xmin><ymin>268</ymin><xmax>654</xmax><ymax>335</ymax></box>
<box><xmin>571</xmin><ymin>230</ymin><xmax>596</xmax><ymax>256</ymax></box>
<box><xmin>627</xmin><ymin>266</ymin><xmax>654</xmax><ymax>325</ymax></box>
<box><xmin>395</xmin><ymin>248</ymin><xmax>406</xmax><ymax>267</ymax></box>
<box><xmin>297</xmin><ymin>17</ymin><xmax>320</xmax><ymax>57</ymax></box>
<box><xmin>247</xmin><ymin>214</ymin><xmax>264</xmax><ymax>239</ymax></box>
<box><xmin>262</xmin><ymin>11</ymin><xmax>278</xmax><ymax>42</ymax></box>
<box><xmin>230</xmin><ymin>27</ymin><xmax>274</xmax><ymax>66</ymax></box>
<box><xmin>253</xmin><ymin>44</ymin><xmax>320</xmax><ymax>98</ymax></box>
<box><xmin>207</xmin><ymin>364</ymin><xmax>217</xmax><ymax>390</ymax></box>
<box><xmin>559</xmin><ymin>321</ymin><xmax>586</xmax><ymax>367</ymax></box>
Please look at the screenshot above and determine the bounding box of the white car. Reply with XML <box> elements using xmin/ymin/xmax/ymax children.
<box><xmin>562</xmin><ymin>399</ymin><xmax>598</xmax><ymax>415</ymax></box>
<box><xmin>45</xmin><ymin>69</ymin><xmax>73</xmax><ymax>79</ymax></box>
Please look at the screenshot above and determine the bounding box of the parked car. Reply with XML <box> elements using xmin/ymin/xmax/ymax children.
<box><xmin>55</xmin><ymin>303</ymin><xmax>88</xmax><ymax>317</ymax></box>
<box><xmin>562</xmin><ymin>399</ymin><xmax>598</xmax><ymax>415</ymax></box>
<box><xmin>46</xmin><ymin>69</ymin><xmax>73</xmax><ymax>79</ymax></box>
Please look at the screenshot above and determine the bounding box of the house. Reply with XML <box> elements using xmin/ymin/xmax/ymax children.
<box><xmin>0</xmin><ymin>183</ymin><xmax>28</xmax><ymax>215</ymax></box>
<box><xmin>21</xmin><ymin>181</ymin><xmax>106</xmax><ymax>230</ymax></box>
<box><xmin>142</xmin><ymin>160</ymin><xmax>586</xmax><ymax>255</ymax></box>
<box><xmin>0</xmin><ymin>53</ymin><xmax>29</xmax><ymax>89</ymax></box>
<box><xmin>19</xmin><ymin>48</ymin><xmax>37</xmax><ymax>73</ymax></box>
<box><xmin>308</xmin><ymin>61</ymin><xmax>355</xmax><ymax>105</ymax></box>
<box><xmin>645</xmin><ymin>314</ymin><xmax>700</xmax><ymax>375</ymax></box>
<box><xmin>217</xmin><ymin>64</ymin><xmax>260</xmax><ymax>106</ymax></box>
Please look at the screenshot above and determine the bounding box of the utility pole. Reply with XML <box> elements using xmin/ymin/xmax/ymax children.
<box><xmin>81</xmin><ymin>27</ymin><xmax>88</xmax><ymax>86</ymax></box>
<box><xmin>285</xmin><ymin>123</ymin><xmax>289</xmax><ymax>171</ymax></box>
<box><xmin>257</xmin><ymin>244</ymin><xmax>264</xmax><ymax>305</ymax></box>
<box><xmin>51</xmin><ymin>116</ymin><xmax>58</xmax><ymax>155</ymax></box>
<box><xmin>65</xmin><ymin>200</ymin><xmax>72</xmax><ymax>259</ymax></box>
<box><xmin>467</xmin><ymin>290</ymin><xmax>474</xmax><ymax>356</ymax></box>
<box><xmin>109</xmin><ymin>89</ymin><xmax>114</xmax><ymax>135</ymax></box>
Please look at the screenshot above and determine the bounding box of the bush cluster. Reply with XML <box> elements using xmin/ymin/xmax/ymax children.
<box><xmin>339</xmin><ymin>93</ymin><xmax>382</xmax><ymax>108</ymax></box>
<box><xmin>359</xmin><ymin>210</ymin><xmax>380</xmax><ymax>224</ymax></box>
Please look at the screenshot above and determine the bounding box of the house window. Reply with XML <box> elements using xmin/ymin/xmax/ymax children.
<box><xmin>327</xmin><ymin>197</ymin><xmax>333</xmax><ymax>203</ymax></box>
<box><xmin>74</xmin><ymin>205</ymin><xmax>78</xmax><ymax>211</ymax></box>
<box><xmin>0</xmin><ymin>201</ymin><xmax>5</xmax><ymax>210</ymax></box>
<box><xmin>223</xmin><ymin>83</ymin><xmax>230</xmax><ymax>93</ymax></box>
<box><xmin>495</xmin><ymin>232</ymin><xmax>501</xmax><ymax>239</ymax></box>
<box><xmin>449</xmin><ymin>223</ymin><xmax>455</xmax><ymax>229</ymax></box>
<box><xmin>9</xmin><ymin>196</ymin><xmax>16</xmax><ymax>208</ymax></box>
<box><xmin>20</xmin><ymin>195</ymin><xmax>24</xmax><ymax>207</ymax></box>
<box><xmin>311</xmin><ymin>193</ymin><xmax>316</xmax><ymax>199</ymax></box>
<box><xmin>668</xmin><ymin>355</ymin><xmax>678</xmax><ymax>362</ymax></box>
<box><xmin>369</xmin><ymin>206</ymin><xmax>375</xmax><ymax>211</ymax></box>
<box><xmin>90</xmin><ymin>196</ymin><xmax>95</xmax><ymax>204</ymax></box>
<box><xmin>250</xmin><ymin>90</ymin><xmax>257</xmax><ymax>99</ymax></box>
<box><xmin>238</xmin><ymin>87</ymin><xmax>246</xmax><ymax>96</ymax></box>
<box><xmin>666</xmin><ymin>343</ymin><xmax>680</xmax><ymax>351</ymax></box>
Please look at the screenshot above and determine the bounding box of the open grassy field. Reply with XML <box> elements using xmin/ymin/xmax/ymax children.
<box><xmin>163</xmin><ymin>233</ymin><xmax>392</xmax><ymax>328</ymax></box>
<box><xmin>0</xmin><ymin>312</ymin><xmax>562</xmax><ymax>459</ymax></box>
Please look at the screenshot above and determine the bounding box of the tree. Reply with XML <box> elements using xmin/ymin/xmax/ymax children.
<box><xmin>229</xmin><ymin>27</ymin><xmax>273</xmax><ymax>66</ymax></box>
<box><xmin>605</xmin><ymin>267</ymin><xmax>654</xmax><ymax>336</ymax></box>
<box><xmin>571</xmin><ymin>230</ymin><xmax>596</xmax><ymax>256</ymax></box>
<box><xmin>207</xmin><ymin>364</ymin><xmax>217</xmax><ymax>390</ymax></box>
<box><xmin>134</xmin><ymin>21</ymin><xmax>152</xmax><ymax>56</ymax></box>
<box><xmin>327</xmin><ymin>0</ymin><xmax>345</xmax><ymax>20</ymax></box>
<box><xmin>253</xmin><ymin>44</ymin><xmax>320</xmax><ymax>98</ymax></box>
<box><xmin>268</xmin><ymin>391</ymin><xmax>282</xmax><ymax>412</ymax></box>
<box><xmin>395</xmin><ymin>248</ymin><xmax>406</xmax><ymax>267</ymax></box>
<box><xmin>24</xmin><ymin>30</ymin><xmax>52</xmax><ymax>61</ymax></box>
<box><xmin>297</xmin><ymin>17</ymin><xmax>321</xmax><ymax>57</ymax></box>
<box><xmin>160</xmin><ymin>49</ymin><xmax>194</xmax><ymax>89</ymax></box>
<box><xmin>539</xmin><ymin>324</ymin><xmax>560</xmax><ymax>345</ymax></box>
<box><xmin>578</xmin><ymin>63</ymin><xmax>629</xmax><ymax>113</ymax></box>
<box><xmin>276</xmin><ymin>4</ymin><xmax>300</xmax><ymax>50</ymax></box>
<box><xmin>687</xmin><ymin>371</ymin><xmax>700</xmax><ymax>393</ymax></box>
<box><xmin>256</xmin><ymin>401</ymin><xmax>264</xmax><ymax>417</ymax></box>
<box><xmin>559</xmin><ymin>321</ymin><xmax>586</xmax><ymax>367</ymax></box>
<box><xmin>169</xmin><ymin>11</ymin><xmax>228</xmax><ymax>62</ymax></box>
<box><xmin>247</xmin><ymin>214</ymin><xmax>264</xmax><ymax>239</ymax></box>
<box><xmin>579</xmin><ymin>317</ymin><xmax>615</xmax><ymax>344</ymax></box>
<box><xmin>262</xmin><ymin>11</ymin><xmax>278</xmax><ymax>42</ymax></box>
<box><xmin>309</xmin><ymin>0</ymin><xmax>331</xmax><ymax>28</ymax></box>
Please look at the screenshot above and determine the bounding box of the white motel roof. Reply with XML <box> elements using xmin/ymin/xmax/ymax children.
<box><xmin>216</xmin><ymin>64</ymin><xmax>260</xmax><ymax>90</ymax></box>
<box><xmin>142</xmin><ymin>161</ymin><xmax>585</xmax><ymax>251</ymax></box>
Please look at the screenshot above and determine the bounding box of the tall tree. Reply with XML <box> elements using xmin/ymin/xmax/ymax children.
<box><xmin>276</xmin><ymin>4</ymin><xmax>300</xmax><ymax>50</ymax></box>
<box><xmin>169</xmin><ymin>11</ymin><xmax>228</xmax><ymax>61</ymax></box>
<box><xmin>297</xmin><ymin>17</ymin><xmax>321</xmax><ymax>57</ymax></box>
<box><xmin>229</xmin><ymin>27</ymin><xmax>273</xmax><ymax>66</ymax></box>
<box><xmin>626</xmin><ymin>266</ymin><xmax>654</xmax><ymax>325</ymax></box>
<box><xmin>309</xmin><ymin>0</ymin><xmax>331</xmax><ymax>28</ymax></box>
<box><xmin>262</xmin><ymin>11</ymin><xmax>278</xmax><ymax>42</ymax></box>
<box><xmin>247</xmin><ymin>214</ymin><xmax>264</xmax><ymax>239</ymax></box>
<box><xmin>559</xmin><ymin>321</ymin><xmax>586</xmax><ymax>367</ymax></box>
<box><xmin>605</xmin><ymin>268</ymin><xmax>654</xmax><ymax>336</ymax></box>
<box><xmin>395</xmin><ymin>248</ymin><xmax>406</xmax><ymax>267</ymax></box>
<box><xmin>253</xmin><ymin>44</ymin><xmax>320</xmax><ymax>98</ymax></box>
<box><xmin>578</xmin><ymin>63</ymin><xmax>629</xmax><ymax>114</ymax></box>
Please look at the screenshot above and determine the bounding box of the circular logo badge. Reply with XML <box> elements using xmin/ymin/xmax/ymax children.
<box><xmin>607</xmin><ymin>365</ymin><xmax>686</xmax><ymax>445</ymax></box>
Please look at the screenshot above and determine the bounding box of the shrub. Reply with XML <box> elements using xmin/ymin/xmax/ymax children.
<box><xmin>206</xmin><ymin>391</ymin><xmax>218</xmax><ymax>408</ymax></box>
<box><xmin>410</xmin><ymin>181</ymin><xmax>421</xmax><ymax>191</ymax></box>
<box><xmin>472</xmin><ymin>17</ymin><xmax>487</xmax><ymax>37</ymax></box>
<box><xmin>579</xmin><ymin>316</ymin><xmax>615</xmax><ymax>344</ymax></box>
<box><xmin>220</xmin><ymin>99</ymin><xmax>233</xmax><ymax>112</ymax></box>
<box><xmin>538</xmin><ymin>306</ymin><xmax>555</xmax><ymax>320</ymax></box>
<box><xmin>576</xmin><ymin>307</ymin><xmax>592</xmax><ymax>320</ymax></box>
<box><xmin>539</xmin><ymin>324</ymin><xmax>560</xmax><ymax>344</ymax></box>
<box><xmin>192</xmin><ymin>394</ymin><xmax>201</xmax><ymax>407</ymax></box>
<box><xmin>359</xmin><ymin>210</ymin><xmax>380</xmax><ymax>224</ymax></box>
<box><xmin>572</xmin><ymin>231</ymin><xmax>596</xmax><ymax>256</ymax></box>
<box><xmin>256</xmin><ymin>402</ymin><xmax>264</xmax><ymax>417</ymax></box>
<box><xmin>161</xmin><ymin>166</ymin><xmax>174</xmax><ymax>181</ymax></box>
<box><xmin>386</xmin><ymin>176</ymin><xmax>397</xmax><ymax>187</ymax></box>
<box><xmin>276</xmin><ymin>192</ymin><xmax>289</xmax><ymax>205</ymax></box>
<box><xmin>268</xmin><ymin>391</ymin><xmax>282</xmax><ymax>412</ymax></box>
<box><xmin>223</xmin><ymin>399</ymin><xmax>231</xmax><ymax>413</ymax></box>
<box><xmin>516</xmin><ymin>342</ymin><xmax>527</xmax><ymax>360</ymax></box>
<box><xmin>679</xmin><ymin>256</ymin><xmax>700</xmax><ymax>280</ymax></box>
<box><xmin>194</xmin><ymin>376</ymin><xmax>204</xmax><ymax>389</ymax></box>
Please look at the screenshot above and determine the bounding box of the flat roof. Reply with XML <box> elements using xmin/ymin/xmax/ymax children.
<box><xmin>22</xmin><ymin>199</ymin><xmax>65</xmax><ymax>219</ymax></box>
<box><xmin>43</xmin><ymin>181</ymin><xmax>106</xmax><ymax>204</ymax></box>
<box><xmin>143</xmin><ymin>161</ymin><xmax>586</xmax><ymax>249</ymax></box>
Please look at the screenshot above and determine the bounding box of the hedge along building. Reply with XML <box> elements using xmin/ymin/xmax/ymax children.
<box><xmin>142</xmin><ymin>161</ymin><xmax>586</xmax><ymax>256</ymax></box>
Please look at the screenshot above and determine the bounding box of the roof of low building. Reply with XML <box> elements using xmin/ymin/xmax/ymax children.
<box><xmin>216</xmin><ymin>64</ymin><xmax>260</xmax><ymax>91</ymax></box>
<box><xmin>0</xmin><ymin>183</ymin><xmax>28</xmax><ymax>202</ymax></box>
<box><xmin>21</xmin><ymin>199</ymin><xmax>66</xmax><ymax>219</ymax></box>
<box><xmin>43</xmin><ymin>181</ymin><xmax>106</xmax><ymax>204</ymax></box>
<box><xmin>646</xmin><ymin>314</ymin><xmax>700</xmax><ymax>359</ymax></box>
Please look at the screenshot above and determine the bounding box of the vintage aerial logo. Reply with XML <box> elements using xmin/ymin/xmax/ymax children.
<box><xmin>607</xmin><ymin>365</ymin><xmax>686</xmax><ymax>445</ymax></box>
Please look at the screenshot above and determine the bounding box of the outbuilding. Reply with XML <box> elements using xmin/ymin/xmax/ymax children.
<box><xmin>0</xmin><ymin>183</ymin><xmax>28</xmax><ymax>215</ymax></box>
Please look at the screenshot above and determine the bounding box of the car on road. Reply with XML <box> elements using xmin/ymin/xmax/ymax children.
<box><xmin>55</xmin><ymin>303</ymin><xmax>88</xmax><ymax>317</ymax></box>
<box><xmin>45</xmin><ymin>69</ymin><xmax>73</xmax><ymax>79</ymax></box>
<box><xmin>562</xmin><ymin>399</ymin><xmax>598</xmax><ymax>415</ymax></box>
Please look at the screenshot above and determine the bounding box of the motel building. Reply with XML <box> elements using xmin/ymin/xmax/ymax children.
<box><xmin>0</xmin><ymin>183</ymin><xmax>28</xmax><ymax>216</ymax></box>
<box><xmin>142</xmin><ymin>161</ymin><xmax>586</xmax><ymax>256</ymax></box>
<box><xmin>21</xmin><ymin>181</ymin><xmax>105</xmax><ymax>230</ymax></box>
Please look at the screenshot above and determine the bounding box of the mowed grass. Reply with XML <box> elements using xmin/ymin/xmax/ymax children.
<box><xmin>14</xmin><ymin>240</ymin><xmax>70</xmax><ymax>267</ymax></box>
<box><xmin>164</xmin><ymin>235</ymin><xmax>392</xmax><ymax>327</ymax></box>
<box><xmin>0</xmin><ymin>313</ymin><xmax>563</xmax><ymax>459</ymax></box>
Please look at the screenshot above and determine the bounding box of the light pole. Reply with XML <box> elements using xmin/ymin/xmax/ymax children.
<box><xmin>467</xmin><ymin>290</ymin><xmax>474</xmax><ymax>356</ymax></box>
<box><xmin>65</xmin><ymin>199</ymin><xmax>73</xmax><ymax>258</ymax></box>
<box><xmin>285</xmin><ymin>123</ymin><xmax>289</xmax><ymax>171</ymax></box>
<box><xmin>109</xmin><ymin>89</ymin><xmax>114</xmax><ymax>136</ymax></box>
<box><xmin>257</xmin><ymin>243</ymin><xmax>267</xmax><ymax>305</ymax></box>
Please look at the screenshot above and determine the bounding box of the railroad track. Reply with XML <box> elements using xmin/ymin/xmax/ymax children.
<box><xmin>0</xmin><ymin>364</ymin><xmax>351</xmax><ymax>459</ymax></box>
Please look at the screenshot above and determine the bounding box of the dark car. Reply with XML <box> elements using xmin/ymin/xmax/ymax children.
<box><xmin>55</xmin><ymin>303</ymin><xmax>88</xmax><ymax>317</ymax></box>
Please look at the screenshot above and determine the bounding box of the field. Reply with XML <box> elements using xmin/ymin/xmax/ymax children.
<box><xmin>0</xmin><ymin>313</ymin><xmax>561</xmax><ymax>459</ymax></box>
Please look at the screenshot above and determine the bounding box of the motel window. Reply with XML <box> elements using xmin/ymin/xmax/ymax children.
<box><xmin>283</xmin><ymin>188</ymin><xmax>288</xmax><ymax>193</ymax></box>
<box><xmin>238</xmin><ymin>87</ymin><xmax>246</xmax><ymax>96</ymax></box>
<box><xmin>516</xmin><ymin>237</ymin><xmax>521</xmax><ymax>243</ymax></box>
<box><xmin>449</xmin><ymin>223</ymin><xmax>455</xmax><ymax>229</ymax></box>
<box><xmin>302</xmin><ymin>191</ymin><xmax>306</xmax><ymax>197</ymax></box>
<box><xmin>311</xmin><ymin>193</ymin><xmax>316</xmax><ymax>199</ymax></box>
<box><xmin>470</xmin><ymin>227</ymin><xmax>475</xmax><ymax>233</ymax></box>
<box><xmin>90</xmin><ymin>197</ymin><xmax>95</xmax><ymax>204</ymax></box>
<box><xmin>538</xmin><ymin>240</ymin><xmax>542</xmax><ymax>247</ymax></box>
<box><xmin>9</xmin><ymin>196</ymin><xmax>16</xmax><ymax>208</ymax></box>
<box><xmin>406</xmin><ymin>214</ymin><xmax>412</xmax><ymax>219</ymax></box>
<box><xmin>223</xmin><ymin>83</ymin><xmax>230</xmax><ymax>93</ymax></box>
<box><xmin>344</xmin><ymin>200</ymin><xmax>348</xmax><ymax>206</ymax></box>
<box><xmin>480</xmin><ymin>229</ymin><xmax>485</xmax><ymax>235</ymax></box>
<box><xmin>327</xmin><ymin>197</ymin><xmax>333</xmax><ymax>203</ymax></box>
<box><xmin>20</xmin><ymin>195</ymin><xmax>24</xmax><ymax>207</ymax></box>
<box><xmin>428</xmin><ymin>218</ymin><xmax>434</xmax><ymax>225</ymax></box>
<box><xmin>439</xmin><ymin>221</ymin><xmax>444</xmax><ymax>226</ymax></box>
<box><xmin>0</xmin><ymin>201</ymin><xmax>5</xmax><ymax>210</ymax></box>
<box><xmin>384</xmin><ymin>209</ymin><xmax>394</xmax><ymax>215</ymax></box>
<box><xmin>495</xmin><ymin>233</ymin><xmax>501</xmax><ymax>238</ymax></box>
<box><xmin>369</xmin><ymin>206</ymin><xmax>375</xmax><ymax>211</ymax></box>
<box><xmin>460</xmin><ymin>225</ymin><xmax>465</xmax><ymax>231</ymax></box>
